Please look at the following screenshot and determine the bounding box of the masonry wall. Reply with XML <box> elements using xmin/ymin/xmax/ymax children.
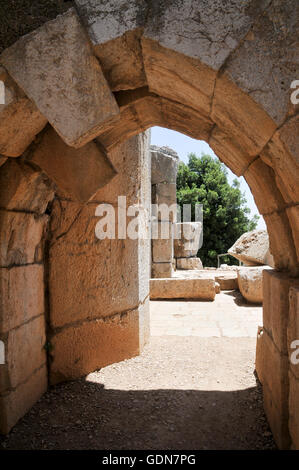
<box><xmin>47</xmin><ymin>132</ymin><xmax>151</xmax><ymax>384</ymax></box>
<box><xmin>0</xmin><ymin>159</ymin><xmax>54</xmax><ymax>433</ymax></box>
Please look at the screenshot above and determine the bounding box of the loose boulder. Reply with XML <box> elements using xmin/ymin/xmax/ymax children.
<box><xmin>238</xmin><ymin>266</ymin><xmax>270</xmax><ymax>304</ymax></box>
<box><xmin>228</xmin><ymin>230</ymin><xmax>274</xmax><ymax>267</ymax></box>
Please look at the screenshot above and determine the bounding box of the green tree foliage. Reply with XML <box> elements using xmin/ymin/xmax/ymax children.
<box><xmin>176</xmin><ymin>153</ymin><xmax>259</xmax><ymax>267</ymax></box>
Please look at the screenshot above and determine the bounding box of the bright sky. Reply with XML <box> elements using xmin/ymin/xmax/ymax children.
<box><xmin>150</xmin><ymin>126</ymin><xmax>266</xmax><ymax>230</ymax></box>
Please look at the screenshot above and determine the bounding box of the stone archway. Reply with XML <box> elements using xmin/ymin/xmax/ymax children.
<box><xmin>0</xmin><ymin>0</ymin><xmax>298</xmax><ymax>449</ymax></box>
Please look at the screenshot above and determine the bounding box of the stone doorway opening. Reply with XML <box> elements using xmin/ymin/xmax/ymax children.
<box><xmin>0</xmin><ymin>0</ymin><xmax>298</xmax><ymax>450</ymax></box>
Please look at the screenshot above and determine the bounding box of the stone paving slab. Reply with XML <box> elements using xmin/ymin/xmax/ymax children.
<box><xmin>150</xmin><ymin>291</ymin><xmax>262</xmax><ymax>338</ymax></box>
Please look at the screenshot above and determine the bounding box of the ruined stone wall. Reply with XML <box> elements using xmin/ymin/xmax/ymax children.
<box><xmin>0</xmin><ymin>159</ymin><xmax>55</xmax><ymax>433</ymax></box>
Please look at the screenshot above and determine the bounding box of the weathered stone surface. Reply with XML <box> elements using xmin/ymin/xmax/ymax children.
<box><xmin>0</xmin><ymin>66</ymin><xmax>47</xmax><ymax>157</ymax></box>
<box><xmin>0</xmin><ymin>159</ymin><xmax>54</xmax><ymax>214</ymax></box>
<box><xmin>176</xmin><ymin>257</ymin><xmax>203</xmax><ymax>271</ymax></box>
<box><xmin>152</xmin><ymin>262</ymin><xmax>172</xmax><ymax>279</ymax></box>
<box><xmin>94</xmin><ymin>29</ymin><xmax>147</xmax><ymax>91</ymax></box>
<box><xmin>223</xmin><ymin>0</ymin><xmax>299</xmax><ymax>125</ymax></box>
<box><xmin>244</xmin><ymin>158</ymin><xmax>286</xmax><ymax>215</ymax></box>
<box><xmin>263</xmin><ymin>270</ymin><xmax>299</xmax><ymax>355</ymax></box>
<box><xmin>0</xmin><ymin>316</ymin><xmax>46</xmax><ymax>393</ymax></box>
<box><xmin>288</xmin><ymin>287</ymin><xmax>299</xmax><ymax>380</ymax></box>
<box><xmin>215</xmin><ymin>282</ymin><xmax>221</xmax><ymax>294</ymax></box>
<box><xmin>150</xmin><ymin>277</ymin><xmax>215</xmax><ymax>301</ymax></box>
<box><xmin>260</xmin><ymin>329</ymin><xmax>291</xmax><ymax>449</ymax></box>
<box><xmin>142</xmin><ymin>38</ymin><xmax>215</xmax><ymax>117</ymax></box>
<box><xmin>49</xmin><ymin>134</ymin><xmax>151</xmax><ymax>329</ymax></box>
<box><xmin>152</xmin><ymin>183</ymin><xmax>177</xmax><ymax>222</ymax></box>
<box><xmin>0</xmin><ymin>265</ymin><xmax>44</xmax><ymax>333</ymax></box>
<box><xmin>1</xmin><ymin>9</ymin><xmax>120</xmax><ymax>148</ymax></box>
<box><xmin>289</xmin><ymin>371</ymin><xmax>299</xmax><ymax>450</ymax></box>
<box><xmin>143</xmin><ymin>0</ymin><xmax>271</xmax><ymax>70</ymax></box>
<box><xmin>215</xmin><ymin>272</ymin><xmax>238</xmax><ymax>291</ymax></box>
<box><xmin>151</xmin><ymin>146</ymin><xmax>178</xmax><ymax>184</ymax></box>
<box><xmin>138</xmin><ymin>299</ymin><xmax>150</xmax><ymax>351</ymax></box>
<box><xmin>228</xmin><ymin>230</ymin><xmax>273</xmax><ymax>266</ymax></box>
<box><xmin>261</xmin><ymin>116</ymin><xmax>299</xmax><ymax>205</ymax></box>
<box><xmin>0</xmin><ymin>211</ymin><xmax>48</xmax><ymax>267</ymax></box>
<box><xmin>209</xmin><ymin>127</ymin><xmax>252</xmax><ymax>177</ymax></box>
<box><xmin>50</xmin><ymin>308</ymin><xmax>141</xmax><ymax>384</ymax></box>
<box><xmin>75</xmin><ymin>0</ymin><xmax>147</xmax><ymax>44</ymax></box>
<box><xmin>152</xmin><ymin>239</ymin><xmax>173</xmax><ymax>264</ymax></box>
<box><xmin>264</xmin><ymin>210</ymin><xmax>298</xmax><ymax>275</ymax></box>
<box><xmin>211</xmin><ymin>74</ymin><xmax>276</xmax><ymax>172</ymax></box>
<box><xmin>0</xmin><ymin>365</ymin><xmax>47</xmax><ymax>434</ymax></box>
<box><xmin>161</xmin><ymin>98</ymin><xmax>214</xmax><ymax>143</ymax></box>
<box><xmin>29</xmin><ymin>127</ymin><xmax>117</xmax><ymax>203</ymax></box>
<box><xmin>286</xmin><ymin>206</ymin><xmax>299</xmax><ymax>262</ymax></box>
<box><xmin>174</xmin><ymin>222</ymin><xmax>202</xmax><ymax>258</ymax></box>
<box><xmin>238</xmin><ymin>266</ymin><xmax>268</xmax><ymax>304</ymax></box>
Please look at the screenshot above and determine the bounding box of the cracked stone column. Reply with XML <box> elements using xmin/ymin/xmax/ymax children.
<box><xmin>47</xmin><ymin>132</ymin><xmax>151</xmax><ymax>384</ymax></box>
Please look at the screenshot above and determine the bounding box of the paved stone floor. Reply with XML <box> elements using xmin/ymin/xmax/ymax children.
<box><xmin>1</xmin><ymin>290</ymin><xmax>276</xmax><ymax>450</ymax></box>
<box><xmin>151</xmin><ymin>290</ymin><xmax>262</xmax><ymax>338</ymax></box>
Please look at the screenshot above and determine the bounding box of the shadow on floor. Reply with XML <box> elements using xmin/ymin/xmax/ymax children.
<box><xmin>0</xmin><ymin>378</ymin><xmax>275</xmax><ymax>450</ymax></box>
<box><xmin>223</xmin><ymin>290</ymin><xmax>262</xmax><ymax>308</ymax></box>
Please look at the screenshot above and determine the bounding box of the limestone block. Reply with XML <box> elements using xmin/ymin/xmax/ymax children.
<box><xmin>152</xmin><ymin>262</ymin><xmax>172</xmax><ymax>279</ymax></box>
<box><xmin>0</xmin><ymin>159</ymin><xmax>54</xmax><ymax>214</ymax></box>
<box><xmin>215</xmin><ymin>282</ymin><xmax>220</xmax><ymax>294</ymax></box>
<box><xmin>1</xmin><ymin>9</ymin><xmax>120</xmax><ymax>148</ymax></box>
<box><xmin>286</xmin><ymin>206</ymin><xmax>299</xmax><ymax>262</ymax></box>
<box><xmin>152</xmin><ymin>221</ymin><xmax>173</xmax><ymax>263</ymax></box>
<box><xmin>93</xmin><ymin>29</ymin><xmax>147</xmax><ymax>91</ymax></box>
<box><xmin>288</xmin><ymin>287</ymin><xmax>299</xmax><ymax>380</ymax></box>
<box><xmin>150</xmin><ymin>278</ymin><xmax>215</xmax><ymax>301</ymax></box>
<box><xmin>261</xmin><ymin>116</ymin><xmax>299</xmax><ymax>205</ymax></box>
<box><xmin>259</xmin><ymin>329</ymin><xmax>290</xmax><ymax>449</ymax></box>
<box><xmin>0</xmin><ymin>66</ymin><xmax>47</xmax><ymax>157</ymax></box>
<box><xmin>142</xmin><ymin>38</ymin><xmax>215</xmax><ymax>118</ymax></box>
<box><xmin>228</xmin><ymin>230</ymin><xmax>272</xmax><ymax>266</ymax></box>
<box><xmin>263</xmin><ymin>270</ymin><xmax>299</xmax><ymax>355</ymax></box>
<box><xmin>74</xmin><ymin>0</ymin><xmax>147</xmax><ymax>44</ymax></box>
<box><xmin>238</xmin><ymin>266</ymin><xmax>267</xmax><ymax>304</ymax></box>
<box><xmin>143</xmin><ymin>0</ymin><xmax>271</xmax><ymax>70</ymax></box>
<box><xmin>0</xmin><ymin>365</ymin><xmax>47</xmax><ymax>434</ymax></box>
<box><xmin>289</xmin><ymin>370</ymin><xmax>299</xmax><ymax>450</ymax></box>
<box><xmin>176</xmin><ymin>257</ymin><xmax>203</xmax><ymax>271</ymax></box>
<box><xmin>174</xmin><ymin>222</ymin><xmax>202</xmax><ymax>258</ymax></box>
<box><xmin>244</xmin><ymin>158</ymin><xmax>286</xmax><ymax>215</ymax></box>
<box><xmin>215</xmin><ymin>272</ymin><xmax>238</xmax><ymax>290</ymax></box>
<box><xmin>29</xmin><ymin>127</ymin><xmax>117</xmax><ymax>203</ymax></box>
<box><xmin>223</xmin><ymin>0</ymin><xmax>299</xmax><ymax>125</ymax></box>
<box><xmin>49</xmin><ymin>133</ymin><xmax>151</xmax><ymax>329</ymax></box>
<box><xmin>0</xmin><ymin>316</ymin><xmax>46</xmax><ymax>393</ymax></box>
<box><xmin>211</xmin><ymin>73</ymin><xmax>276</xmax><ymax>170</ymax></box>
<box><xmin>0</xmin><ymin>211</ymin><xmax>48</xmax><ymax>266</ymax></box>
<box><xmin>50</xmin><ymin>308</ymin><xmax>141</xmax><ymax>384</ymax></box>
<box><xmin>264</xmin><ymin>210</ymin><xmax>298</xmax><ymax>275</ymax></box>
<box><xmin>138</xmin><ymin>299</ymin><xmax>150</xmax><ymax>351</ymax></box>
<box><xmin>0</xmin><ymin>265</ymin><xmax>44</xmax><ymax>333</ymax></box>
<box><xmin>151</xmin><ymin>146</ymin><xmax>178</xmax><ymax>184</ymax></box>
<box><xmin>152</xmin><ymin>183</ymin><xmax>177</xmax><ymax>222</ymax></box>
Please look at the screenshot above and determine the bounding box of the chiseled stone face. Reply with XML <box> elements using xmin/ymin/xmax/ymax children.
<box><xmin>0</xmin><ymin>9</ymin><xmax>120</xmax><ymax>148</ymax></box>
<box><xmin>228</xmin><ymin>230</ymin><xmax>272</xmax><ymax>266</ymax></box>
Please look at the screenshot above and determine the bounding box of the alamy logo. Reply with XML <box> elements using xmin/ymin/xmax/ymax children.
<box><xmin>0</xmin><ymin>80</ymin><xmax>5</xmax><ymax>105</ymax></box>
<box><xmin>290</xmin><ymin>80</ymin><xmax>299</xmax><ymax>105</ymax></box>
<box><xmin>290</xmin><ymin>340</ymin><xmax>299</xmax><ymax>365</ymax></box>
<box><xmin>0</xmin><ymin>340</ymin><xmax>5</xmax><ymax>365</ymax></box>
